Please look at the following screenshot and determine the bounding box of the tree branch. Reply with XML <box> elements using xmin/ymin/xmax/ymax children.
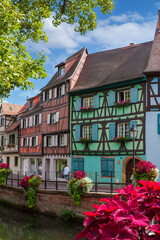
<box><xmin>61</xmin><ymin>0</ymin><xmax>68</xmax><ymax>14</ymax></box>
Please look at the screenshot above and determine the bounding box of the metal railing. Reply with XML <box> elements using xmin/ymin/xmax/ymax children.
<box><xmin>5</xmin><ymin>171</ymin><xmax>128</xmax><ymax>194</ymax></box>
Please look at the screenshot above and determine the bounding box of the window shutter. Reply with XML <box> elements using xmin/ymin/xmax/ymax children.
<box><xmin>158</xmin><ymin>114</ymin><xmax>160</xmax><ymax>134</ymax></box>
<box><xmin>109</xmin><ymin>123</ymin><xmax>116</xmax><ymax>141</ymax></box>
<box><xmin>109</xmin><ymin>91</ymin><xmax>116</xmax><ymax>106</ymax></box>
<box><xmin>54</xmin><ymin>135</ymin><xmax>58</xmax><ymax>146</ymax></box>
<box><xmin>130</xmin><ymin>121</ymin><xmax>137</xmax><ymax>138</ymax></box>
<box><xmin>93</xmin><ymin>95</ymin><xmax>100</xmax><ymax>109</ymax></box>
<box><xmin>0</xmin><ymin>118</ymin><xmax>1</xmax><ymax>127</ymax></box>
<box><xmin>76</xmin><ymin>98</ymin><xmax>81</xmax><ymax>111</ymax></box>
<box><xmin>15</xmin><ymin>133</ymin><xmax>18</xmax><ymax>144</ymax></box>
<box><xmin>54</xmin><ymin>88</ymin><xmax>57</xmax><ymax>98</ymax></box>
<box><xmin>44</xmin><ymin>136</ymin><xmax>47</xmax><ymax>147</ymax></box>
<box><xmin>26</xmin><ymin>118</ymin><xmax>28</xmax><ymax>128</ymax></box>
<box><xmin>33</xmin><ymin>115</ymin><xmax>36</xmax><ymax>125</ymax></box>
<box><xmin>39</xmin><ymin>113</ymin><xmax>42</xmax><ymax>124</ymax></box>
<box><xmin>64</xmin><ymin>134</ymin><xmax>67</xmax><ymax>146</ymax></box>
<box><xmin>26</xmin><ymin>137</ymin><xmax>29</xmax><ymax>146</ymax></box>
<box><xmin>21</xmin><ymin>138</ymin><xmax>24</xmax><ymax>147</ymax></box>
<box><xmin>92</xmin><ymin>124</ymin><xmax>98</xmax><ymax>141</ymax></box>
<box><xmin>8</xmin><ymin>135</ymin><xmax>10</xmax><ymax>144</ymax></box>
<box><xmin>43</xmin><ymin>92</ymin><xmax>45</xmax><ymax>101</ymax></box>
<box><xmin>47</xmin><ymin>114</ymin><xmax>50</xmax><ymax>124</ymax></box>
<box><xmin>75</xmin><ymin>125</ymin><xmax>81</xmax><ymax>141</ymax></box>
<box><xmin>30</xmin><ymin>137</ymin><xmax>32</xmax><ymax>146</ymax></box>
<box><xmin>56</xmin><ymin>112</ymin><xmax>59</xmax><ymax>122</ymax></box>
<box><xmin>21</xmin><ymin>119</ymin><xmax>23</xmax><ymax>129</ymax></box>
<box><xmin>108</xmin><ymin>158</ymin><xmax>114</xmax><ymax>176</ymax></box>
<box><xmin>51</xmin><ymin>135</ymin><xmax>54</xmax><ymax>146</ymax></box>
<box><xmin>29</xmin><ymin>117</ymin><xmax>31</xmax><ymax>127</ymax></box>
<box><xmin>130</xmin><ymin>88</ymin><xmax>138</xmax><ymax>103</ymax></box>
<box><xmin>3</xmin><ymin>135</ymin><xmax>5</xmax><ymax>147</ymax></box>
<box><xmin>62</xmin><ymin>84</ymin><xmax>65</xmax><ymax>95</ymax></box>
<box><xmin>36</xmin><ymin>136</ymin><xmax>38</xmax><ymax>146</ymax></box>
<box><xmin>49</xmin><ymin>89</ymin><xmax>52</xmax><ymax>99</ymax></box>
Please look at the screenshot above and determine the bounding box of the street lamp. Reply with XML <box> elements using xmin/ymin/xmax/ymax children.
<box><xmin>129</xmin><ymin>125</ymin><xmax>138</xmax><ymax>169</ymax></box>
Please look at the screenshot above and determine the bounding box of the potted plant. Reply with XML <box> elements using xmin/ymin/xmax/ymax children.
<box><xmin>67</xmin><ymin>170</ymin><xmax>93</xmax><ymax>206</ymax></box>
<box><xmin>80</xmin><ymin>106</ymin><xmax>93</xmax><ymax>112</ymax></box>
<box><xmin>20</xmin><ymin>175</ymin><xmax>42</xmax><ymax>208</ymax></box>
<box><xmin>113</xmin><ymin>136</ymin><xmax>130</xmax><ymax>142</ymax></box>
<box><xmin>0</xmin><ymin>163</ymin><xmax>12</xmax><ymax>185</ymax></box>
<box><xmin>114</xmin><ymin>100</ymin><xmax>130</xmax><ymax>107</ymax></box>
<box><xmin>131</xmin><ymin>161</ymin><xmax>159</xmax><ymax>186</ymax></box>
<box><xmin>79</xmin><ymin>138</ymin><xmax>92</xmax><ymax>143</ymax></box>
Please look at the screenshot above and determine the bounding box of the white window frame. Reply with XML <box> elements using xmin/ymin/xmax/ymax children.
<box><xmin>51</xmin><ymin>113</ymin><xmax>56</xmax><ymax>124</ymax></box>
<box><xmin>46</xmin><ymin>90</ymin><xmax>50</xmax><ymax>101</ymax></box>
<box><xmin>59</xmin><ymin>135</ymin><xmax>65</xmax><ymax>146</ymax></box>
<box><xmin>29</xmin><ymin>100</ymin><xmax>34</xmax><ymax>109</ymax></box>
<box><xmin>35</xmin><ymin>114</ymin><xmax>40</xmax><ymax>125</ymax></box>
<box><xmin>58</xmin><ymin>86</ymin><xmax>62</xmax><ymax>97</ymax></box>
<box><xmin>117</xmin><ymin>122</ymin><xmax>130</xmax><ymax>137</ymax></box>
<box><xmin>32</xmin><ymin>137</ymin><xmax>36</xmax><ymax>147</ymax></box>
<box><xmin>23</xmin><ymin>137</ymin><xmax>28</xmax><ymax>146</ymax></box>
<box><xmin>82</xmin><ymin>125</ymin><xmax>92</xmax><ymax>139</ymax></box>
<box><xmin>23</xmin><ymin>118</ymin><xmax>28</xmax><ymax>128</ymax></box>
<box><xmin>47</xmin><ymin>136</ymin><xmax>52</xmax><ymax>147</ymax></box>
<box><xmin>83</xmin><ymin>97</ymin><xmax>93</xmax><ymax>107</ymax></box>
<box><xmin>58</xmin><ymin>66</ymin><xmax>65</xmax><ymax>77</ymax></box>
<box><xmin>118</xmin><ymin>90</ymin><xmax>130</xmax><ymax>102</ymax></box>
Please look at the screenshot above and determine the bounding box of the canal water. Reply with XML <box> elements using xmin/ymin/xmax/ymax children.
<box><xmin>0</xmin><ymin>203</ymin><xmax>83</xmax><ymax>240</ymax></box>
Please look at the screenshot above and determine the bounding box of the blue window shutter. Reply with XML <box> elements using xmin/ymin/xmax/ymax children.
<box><xmin>130</xmin><ymin>121</ymin><xmax>137</xmax><ymax>138</ymax></box>
<box><xmin>108</xmin><ymin>158</ymin><xmax>114</xmax><ymax>176</ymax></box>
<box><xmin>76</xmin><ymin>98</ymin><xmax>81</xmax><ymax>111</ymax></box>
<box><xmin>73</xmin><ymin>158</ymin><xmax>84</xmax><ymax>172</ymax></box>
<box><xmin>92</xmin><ymin>124</ymin><xmax>98</xmax><ymax>141</ymax></box>
<box><xmin>158</xmin><ymin>114</ymin><xmax>160</xmax><ymax>134</ymax></box>
<box><xmin>73</xmin><ymin>159</ymin><xmax>78</xmax><ymax>172</ymax></box>
<box><xmin>102</xmin><ymin>159</ymin><xmax>108</xmax><ymax>177</ymax></box>
<box><xmin>75</xmin><ymin>125</ymin><xmax>81</xmax><ymax>141</ymax></box>
<box><xmin>93</xmin><ymin>95</ymin><xmax>99</xmax><ymax>109</ymax></box>
<box><xmin>109</xmin><ymin>91</ymin><xmax>116</xmax><ymax>106</ymax></box>
<box><xmin>130</xmin><ymin>88</ymin><xmax>138</xmax><ymax>103</ymax></box>
<box><xmin>101</xmin><ymin>158</ymin><xmax>114</xmax><ymax>177</ymax></box>
<box><xmin>109</xmin><ymin>123</ymin><xmax>116</xmax><ymax>140</ymax></box>
<box><xmin>79</xmin><ymin>158</ymin><xmax>84</xmax><ymax>171</ymax></box>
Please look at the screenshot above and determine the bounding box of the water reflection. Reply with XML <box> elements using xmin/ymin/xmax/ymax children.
<box><xmin>0</xmin><ymin>203</ymin><xmax>82</xmax><ymax>240</ymax></box>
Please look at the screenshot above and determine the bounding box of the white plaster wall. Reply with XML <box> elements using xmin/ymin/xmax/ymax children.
<box><xmin>146</xmin><ymin>111</ymin><xmax>160</xmax><ymax>180</ymax></box>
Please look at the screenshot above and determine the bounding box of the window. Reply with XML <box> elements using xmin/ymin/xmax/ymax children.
<box><xmin>46</xmin><ymin>90</ymin><xmax>50</xmax><ymax>101</ymax></box>
<box><xmin>118</xmin><ymin>90</ymin><xmax>130</xmax><ymax>102</ymax></box>
<box><xmin>50</xmin><ymin>113</ymin><xmax>56</xmax><ymax>124</ymax></box>
<box><xmin>38</xmin><ymin>159</ymin><xmax>42</xmax><ymax>175</ymax></box>
<box><xmin>1</xmin><ymin>135</ymin><xmax>4</xmax><ymax>147</ymax></box>
<box><xmin>83</xmin><ymin>97</ymin><xmax>93</xmax><ymax>107</ymax></box>
<box><xmin>58</xmin><ymin>66</ymin><xmax>65</xmax><ymax>77</ymax></box>
<box><xmin>82</xmin><ymin>125</ymin><xmax>92</xmax><ymax>139</ymax></box>
<box><xmin>39</xmin><ymin>95</ymin><xmax>43</xmax><ymax>105</ymax></box>
<box><xmin>73</xmin><ymin>158</ymin><xmax>84</xmax><ymax>172</ymax></box>
<box><xmin>29</xmin><ymin>100</ymin><xmax>34</xmax><ymax>109</ymax></box>
<box><xmin>117</xmin><ymin>123</ymin><xmax>130</xmax><ymax>137</ymax></box>
<box><xmin>23</xmin><ymin>138</ymin><xmax>28</xmax><ymax>146</ymax></box>
<box><xmin>58</xmin><ymin>86</ymin><xmax>62</xmax><ymax>97</ymax></box>
<box><xmin>32</xmin><ymin>137</ymin><xmax>36</xmax><ymax>146</ymax></box>
<box><xmin>47</xmin><ymin>136</ymin><xmax>52</xmax><ymax>147</ymax></box>
<box><xmin>0</xmin><ymin>117</ymin><xmax>4</xmax><ymax>127</ymax></box>
<box><xmin>7</xmin><ymin>156</ymin><xmax>10</xmax><ymax>166</ymax></box>
<box><xmin>23</xmin><ymin>118</ymin><xmax>28</xmax><ymax>128</ymax></box>
<box><xmin>14</xmin><ymin>156</ymin><xmax>18</xmax><ymax>167</ymax></box>
<box><xmin>9</xmin><ymin>134</ymin><xmax>15</xmax><ymax>144</ymax></box>
<box><xmin>101</xmin><ymin>158</ymin><xmax>114</xmax><ymax>177</ymax></box>
<box><xmin>35</xmin><ymin>114</ymin><xmax>39</xmax><ymax>125</ymax></box>
<box><xmin>59</xmin><ymin>135</ymin><xmax>64</xmax><ymax>146</ymax></box>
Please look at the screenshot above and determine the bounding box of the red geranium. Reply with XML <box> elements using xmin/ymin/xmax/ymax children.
<box><xmin>73</xmin><ymin>171</ymin><xmax>87</xmax><ymax>179</ymax></box>
<box><xmin>0</xmin><ymin>163</ymin><xmax>9</xmax><ymax>169</ymax></box>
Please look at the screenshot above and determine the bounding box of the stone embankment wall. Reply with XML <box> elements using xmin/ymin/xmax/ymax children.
<box><xmin>0</xmin><ymin>185</ymin><xmax>114</xmax><ymax>217</ymax></box>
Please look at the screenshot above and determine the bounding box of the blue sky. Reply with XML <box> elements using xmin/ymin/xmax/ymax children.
<box><xmin>6</xmin><ymin>0</ymin><xmax>160</xmax><ymax>105</ymax></box>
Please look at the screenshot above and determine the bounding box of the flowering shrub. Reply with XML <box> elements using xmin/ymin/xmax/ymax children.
<box><xmin>0</xmin><ymin>163</ymin><xmax>12</xmax><ymax>185</ymax></box>
<box><xmin>76</xmin><ymin>181</ymin><xmax>160</xmax><ymax>240</ymax></box>
<box><xmin>114</xmin><ymin>100</ymin><xmax>130</xmax><ymax>107</ymax></box>
<box><xmin>113</xmin><ymin>136</ymin><xmax>130</xmax><ymax>142</ymax></box>
<box><xmin>20</xmin><ymin>175</ymin><xmax>42</xmax><ymax>208</ymax></box>
<box><xmin>80</xmin><ymin>106</ymin><xmax>93</xmax><ymax>112</ymax></box>
<box><xmin>79</xmin><ymin>138</ymin><xmax>92</xmax><ymax>143</ymax></box>
<box><xmin>131</xmin><ymin>161</ymin><xmax>159</xmax><ymax>186</ymax></box>
<box><xmin>67</xmin><ymin>171</ymin><xmax>93</xmax><ymax>206</ymax></box>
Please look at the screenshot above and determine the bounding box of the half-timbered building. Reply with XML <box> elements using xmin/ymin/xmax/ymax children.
<box><xmin>19</xmin><ymin>94</ymin><xmax>43</xmax><ymax>176</ymax></box>
<box><xmin>40</xmin><ymin>47</ymin><xmax>87</xmax><ymax>180</ymax></box>
<box><xmin>0</xmin><ymin>103</ymin><xmax>23</xmax><ymax>171</ymax></box>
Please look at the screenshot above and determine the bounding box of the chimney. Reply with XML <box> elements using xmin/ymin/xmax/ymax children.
<box><xmin>158</xmin><ymin>10</ymin><xmax>160</xmax><ymax>30</ymax></box>
<box><xmin>130</xmin><ymin>43</ymin><xmax>134</xmax><ymax>46</ymax></box>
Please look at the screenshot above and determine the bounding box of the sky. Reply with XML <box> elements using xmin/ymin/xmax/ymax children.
<box><xmin>5</xmin><ymin>0</ymin><xmax>160</xmax><ymax>105</ymax></box>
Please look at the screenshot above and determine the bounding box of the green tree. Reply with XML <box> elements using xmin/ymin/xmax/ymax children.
<box><xmin>0</xmin><ymin>0</ymin><xmax>115</xmax><ymax>99</ymax></box>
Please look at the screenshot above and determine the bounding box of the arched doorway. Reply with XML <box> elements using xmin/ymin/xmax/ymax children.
<box><xmin>122</xmin><ymin>156</ymin><xmax>143</xmax><ymax>184</ymax></box>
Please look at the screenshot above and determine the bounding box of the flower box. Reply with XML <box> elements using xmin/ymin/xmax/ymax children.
<box><xmin>80</xmin><ymin>106</ymin><xmax>93</xmax><ymax>112</ymax></box>
<box><xmin>79</xmin><ymin>138</ymin><xmax>92</xmax><ymax>143</ymax></box>
<box><xmin>7</xmin><ymin>144</ymin><xmax>15</xmax><ymax>148</ymax></box>
<box><xmin>113</xmin><ymin>136</ymin><xmax>130</xmax><ymax>142</ymax></box>
<box><xmin>114</xmin><ymin>100</ymin><xmax>130</xmax><ymax>107</ymax></box>
<box><xmin>0</xmin><ymin>147</ymin><xmax>4</xmax><ymax>151</ymax></box>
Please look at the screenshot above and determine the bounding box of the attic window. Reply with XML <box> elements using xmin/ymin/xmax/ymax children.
<box><xmin>29</xmin><ymin>100</ymin><xmax>34</xmax><ymax>109</ymax></box>
<box><xmin>58</xmin><ymin>66</ymin><xmax>65</xmax><ymax>77</ymax></box>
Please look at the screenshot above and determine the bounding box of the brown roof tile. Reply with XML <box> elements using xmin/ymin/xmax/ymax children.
<box><xmin>6</xmin><ymin>120</ymin><xmax>20</xmax><ymax>132</ymax></box>
<box><xmin>70</xmin><ymin>41</ymin><xmax>152</xmax><ymax>93</ymax></box>
<box><xmin>2</xmin><ymin>103</ymin><xmax>23</xmax><ymax>115</ymax></box>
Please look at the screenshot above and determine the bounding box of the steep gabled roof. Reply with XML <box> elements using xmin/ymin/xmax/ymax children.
<box><xmin>41</xmin><ymin>47</ymin><xmax>87</xmax><ymax>91</ymax></box>
<box><xmin>70</xmin><ymin>41</ymin><xmax>152</xmax><ymax>94</ymax></box>
<box><xmin>5</xmin><ymin>120</ymin><xmax>20</xmax><ymax>132</ymax></box>
<box><xmin>1</xmin><ymin>103</ymin><xmax>23</xmax><ymax>115</ymax></box>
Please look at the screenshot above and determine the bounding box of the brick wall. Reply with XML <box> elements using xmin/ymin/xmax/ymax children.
<box><xmin>0</xmin><ymin>185</ymin><xmax>114</xmax><ymax>217</ymax></box>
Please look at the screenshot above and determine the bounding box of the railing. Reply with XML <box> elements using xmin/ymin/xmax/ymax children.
<box><xmin>5</xmin><ymin>171</ymin><xmax>128</xmax><ymax>194</ymax></box>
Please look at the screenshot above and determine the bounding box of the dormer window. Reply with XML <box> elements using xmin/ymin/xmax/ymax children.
<box><xmin>29</xmin><ymin>100</ymin><xmax>34</xmax><ymax>109</ymax></box>
<box><xmin>58</xmin><ymin>66</ymin><xmax>65</xmax><ymax>77</ymax></box>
